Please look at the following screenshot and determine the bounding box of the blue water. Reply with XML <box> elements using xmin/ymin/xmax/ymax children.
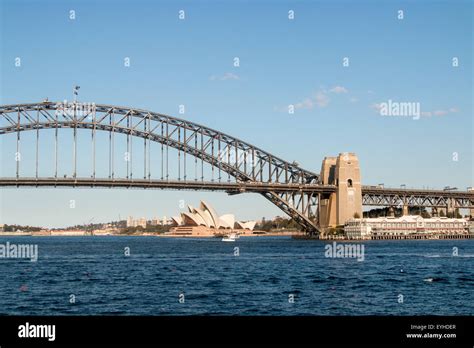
<box><xmin>0</xmin><ymin>236</ymin><xmax>473</xmax><ymax>315</ymax></box>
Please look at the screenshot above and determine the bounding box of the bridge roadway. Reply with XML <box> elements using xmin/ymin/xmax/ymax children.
<box><xmin>0</xmin><ymin>177</ymin><xmax>336</xmax><ymax>193</ymax></box>
<box><xmin>1</xmin><ymin>178</ymin><xmax>473</xmax><ymax>208</ymax></box>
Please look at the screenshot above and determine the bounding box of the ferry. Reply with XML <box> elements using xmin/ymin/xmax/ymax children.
<box><xmin>222</xmin><ymin>232</ymin><xmax>239</xmax><ymax>242</ymax></box>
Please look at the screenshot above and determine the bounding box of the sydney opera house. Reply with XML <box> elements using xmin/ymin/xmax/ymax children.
<box><xmin>169</xmin><ymin>201</ymin><xmax>256</xmax><ymax>236</ymax></box>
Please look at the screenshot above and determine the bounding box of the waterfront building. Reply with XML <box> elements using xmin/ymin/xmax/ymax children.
<box><xmin>344</xmin><ymin>215</ymin><xmax>469</xmax><ymax>239</ymax></box>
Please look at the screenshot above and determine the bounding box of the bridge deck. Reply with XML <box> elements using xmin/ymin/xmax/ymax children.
<box><xmin>2</xmin><ymin>178</ymin><xmax>473</xmax><ymax>208</ymax></box>
<box><xmin>0</xmin><ymin>177</ymin><xmax>336</xmax><ymax>193</ymax></box>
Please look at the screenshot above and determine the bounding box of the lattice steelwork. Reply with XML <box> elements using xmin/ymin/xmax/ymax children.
<box><xmin>0</xmin><ymin>101</ymin><xmax>323</xmax><ymax>234</ymax></box>
<box><xmin>362</xmin><ymin>187</ymin><xmax>474</xmax><ymax>209</ymax></box>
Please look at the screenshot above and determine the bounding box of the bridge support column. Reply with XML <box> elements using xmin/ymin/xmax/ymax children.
<box><xmin>388</xmin><ymin>206</ymin><xmax>395</xmax><ymax>217</ymax></box>
<box><xmin>319</xmin><ymin>153</ymin><xmax>362</xmax><ymax>230</ymax></box>
<box><xmin>447</xmin><ymin>198</ymin><xmax>459</xmax><ymax>218</ymax></box>
<box><xmin>402</xmin><ymin>205</ymin><xmax>409</xmax><ymax>216</ymax></box>
<box><xmin>469</xmin><ymin>188</ymin><xmax>474</xmax><ymax>218</ymax></box>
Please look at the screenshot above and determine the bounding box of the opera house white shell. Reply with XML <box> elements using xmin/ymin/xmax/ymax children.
<box><xmin>172</xmin><ymin>201</ymin><xmax>255</xmax><ymax>230</ymax></box>
<box><xmin>236</xmin><ymin>221</ymin><xmax>257</xmax><ymax>230</ymax></box>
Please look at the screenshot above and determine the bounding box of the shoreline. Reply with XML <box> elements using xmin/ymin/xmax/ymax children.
<box><xmin>0</xmin><ymin>231</ymin><xmax>304</xmax><ymax>238</ymax></box>
<box><xmin>0</xmin><ymin>233</ymin><xmax>473</xmax><ymax>241</ymax></box>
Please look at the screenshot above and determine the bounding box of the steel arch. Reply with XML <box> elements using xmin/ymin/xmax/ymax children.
<box><xmin>0</xmin><ymin>101</ymin><xmax>321</xmax><ymax>234</ymax></box>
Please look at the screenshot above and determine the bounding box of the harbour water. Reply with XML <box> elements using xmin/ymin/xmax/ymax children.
<box><xmin>0</xmin><ymin>236</ymin><xmax>473</xmax><ymax>315</ymax></box>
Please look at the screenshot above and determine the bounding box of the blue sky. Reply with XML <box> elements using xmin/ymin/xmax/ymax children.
<box><xmin>0</xmin><ymin>0</ymin><xmax>472</xmax><ymax>227</ymax></box>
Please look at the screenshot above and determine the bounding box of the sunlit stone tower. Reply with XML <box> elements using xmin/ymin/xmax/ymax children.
<box><xmin>319</xmin><ymin>157</ymin><xmax>337</xmax><ymax>228</ymax></box>
<box><xmin>319</xmin><ymin>153</ymin><xmax>362</xmax><ymax>229</ymax></box>
<box><xmin>335</xmin><ymin>153</ymin><xmax>362</xmax><ymax>225</ymax></box>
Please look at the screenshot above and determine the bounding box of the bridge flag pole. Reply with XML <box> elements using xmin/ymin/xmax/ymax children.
<box><xmin>36</xmin><ymin>105</ymin><xmax>39</xmax><ymax>179</ymax></box>
<box><xmin>73</xmin><ymin>86</ymin><xmax>80</xmax><ymax>179</ymax></box>
<box><xmin>16</xmin><ymin>107</ymin><xmax>20</xmax><ymax>179</ymax></box>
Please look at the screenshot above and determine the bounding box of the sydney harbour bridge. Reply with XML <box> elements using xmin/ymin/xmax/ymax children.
<box><xmin>1</xmin><ymin>101</ymin><xmax>473</xmax><ymax>235</ymax></box>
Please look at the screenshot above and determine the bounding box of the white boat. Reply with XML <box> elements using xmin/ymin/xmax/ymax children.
<box><xmin>222</xmin><ymin>232</ymin><xmax>238</xmax><ymax>242</ymax></box>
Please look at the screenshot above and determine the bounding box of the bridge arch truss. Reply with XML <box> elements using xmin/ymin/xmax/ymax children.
<box><xmin>0</xmin><ymin>102</ymin><xmax>324</xmax><ymax>234</ymax></box>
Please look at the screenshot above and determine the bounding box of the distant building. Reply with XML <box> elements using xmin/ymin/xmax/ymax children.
<box><xmin>136</xmin><ymin>218</ymin><xmax>146</xmax><ymax>228</ymax></box>
<box><xmin>150</xmin><ymin>217</ymin><xmax>173</xmax><ymax>225</ymax></box>
<box><xmin>345</xmin><ymin>215</ymin><xmax>469</xmax><ymax>239</ymax></box>
<box><xmin>126</xmin><ymin>216</ymin><xmax>147</xmax><ymax>228</ymax></box>
<box><xmin>0</xmin><ymin>224</ymin><xmax>3</xmax><ymax>232</ymax></box>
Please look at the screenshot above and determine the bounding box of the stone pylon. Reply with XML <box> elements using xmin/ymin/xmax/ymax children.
<box><xmin>319</xmin><ymin>153</ymin><xmax>362</xmax><ymax>228</ymax></box>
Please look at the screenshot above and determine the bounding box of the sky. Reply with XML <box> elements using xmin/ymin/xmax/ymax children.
<box><xmin>0</xmin><ymin>0</ymin><xmax>472</xmax><ymax>227</ymax></box>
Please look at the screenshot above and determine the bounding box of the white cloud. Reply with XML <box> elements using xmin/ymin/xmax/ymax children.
<box><xmin>279</xmin><ymin>85</ymin><xmax>352</xmax><ymax>112</ymax></box>
<box><xmin>424</xmin><ymin>107</ymin><xmax>459</xmax><ymax>117</ymax></box>
<box><xmin>222</xmin><ymin>72</ymin><xmax>240</xmax><ymax>80</ymax></box>
<box><xmin>315</xmin><ymin>92</ymin><xmax>330</xmax><ymax>107</ymax></box>
<box><xmin>370</xmin><ymin>103</ymin><xmax>382</xmax><ymax>111</ymax></box>
<box><xmin>295</xmin><ymin>98</ymin><xmax>314</xmax><ymax>110</ymax></box>
<box><xmin>209</xmin><ymin>72</ymin><xmax>240</xmax><ymax>81</ymax></box>
<box><xmin>286</xmin><ymin>90</ymin><xmax>330</xmax><ymax>111</ymax></box>
<box><xmin>329</xmin><ymin>86</ymin><xmax>348</xmax><ymax>94</ymax></box>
